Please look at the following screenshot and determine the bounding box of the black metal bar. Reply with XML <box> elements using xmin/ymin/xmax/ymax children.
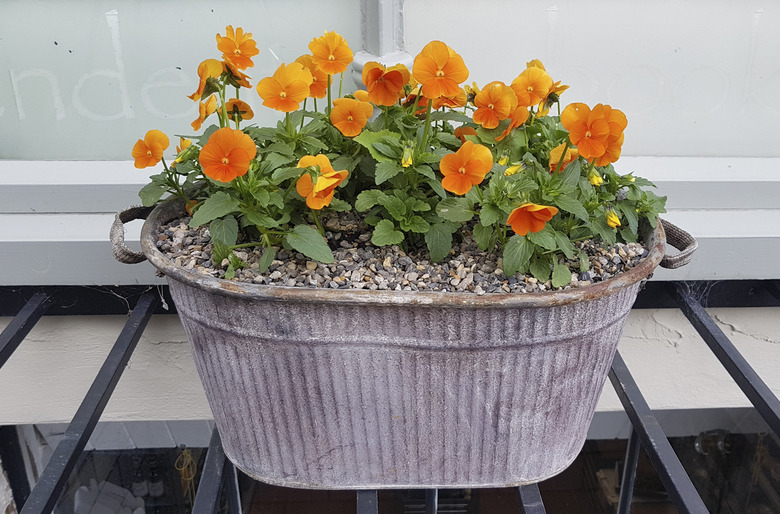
<box><xmin>192</xmin><ymin>427</ymin><xmax>228</xmax><ymax>514</ymax></box>
<box><xmin>223</xmin><ymin>459</ymin><xmax>242</xmax><ymax>513</ymax></box>
<box><xmin>356</xmin><ymin>490</ymin><xmax>378</xmax><ymax>514</ymax></box>
<box><xmin>0</xmin><ymin>426</ymin><xmax>31</xmax><ymax>509</ymax></box>
<box><xmin>609</xmin><ymin>351</ymin><xmax>708</xmax><ymax>513</ymax></box>
<box><xmin>670</xmin><ymin>282</ymin><xmax>780</xmax><ymax>436</ymax></box>
<box><xmin>19</xmin><ymin>292</ymin><xmax>158</xmax><ymax>514</ymax></box>
<box><xmin>425</xmin><ymin>489</ymin><xmax>438</xmax><ymax>514</ymax></box>
<box><xmin>616</xmin><ymin>428</ymin><xmax>641</xmax><ymax>514</ymax></box>
<box><xmin>0</xmin><ymin>293</ymin><xmax>50</xmax><ymax>369</ymax></box>
<box><xmin>516</xmin><ymin>483</ymin><xmax>546</xmax><ymax>514</ymax></box>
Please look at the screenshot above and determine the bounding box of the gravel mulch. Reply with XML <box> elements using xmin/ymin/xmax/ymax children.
<box><xmin>155</xmin><ymin>216</ymin><xmax>649</xmax><ymax>295</ymax></box>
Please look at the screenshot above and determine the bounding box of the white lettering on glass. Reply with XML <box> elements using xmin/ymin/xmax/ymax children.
<box><xmin>9</xmin><ymin>69</ymin><xmax>67</xmax><ymax>121</ymax></box>
<box><xmin>72</xmin><ymin>9</ymin><xmax>134</xmax><ymax>121</ymax></box>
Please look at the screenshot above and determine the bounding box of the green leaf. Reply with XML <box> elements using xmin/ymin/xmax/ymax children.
<box><xmin>257</xmin><ymin>246</ymin><xmax>276</xmax><ymax>274</ymax></box>
<box><xmin>375</xmin><ymin>161</ymin><xmax>404</xmax><ymax>185</ymax></box>
<box><xmin>197</xmin><ymin>125</ymin><xmax>219</xmax><ymax>146</ymax></box>
<box><xmin>400</xmin><ymin>215</ymin><xmax>430</xmax><ymax>233</ymax></box>
<box><xmin>479</xmin><ymin>203</ymin><xmax>503</xmax><ymax>226</ymax></box>
<box><xmin>425</xmin><ymin>223</ymin><xmax>454</xmax><ymax>262</ymax></box>
<box><xmin>372</xmin><ymin>142</ymin><xmax>400</xmax><ymax>159</ymax></box>
<box><xmin>212</xmin><ymin>241</ymin><xmax>231</xmax><ymax>264</ymax></box>
<box><xmin>527</xmin><ymin>225</ymin><xmax>557</xmax><ymax>250</ymax></box>
<box><xmin>138</xmin><ymin>182</ymin><xmax>167</xmax><ymax>206</ymax></box>
<box><xmin>286</xmin><ymin>225</ymin><xmax>334</xmax><ymax>263</ymax></box>
<box><xmin>301</xmin><ymin>135</ymin><xmax>329</xmax><ymax>152</ymax></box>
<box><xmin>258</xmin><ymin>152</ymin><xmax>293</xmax><ymax>175</ymax></box>
<box><xmin>553</xmin><ymin>231</ymin><xmax>576</xmax><ymax>260</ymax></box>
<box><xmin>472</xmin><ymin>223</ymin><xmax>493</xmax><ymax>251</ymax></box>
<box><xmin>260</xmin><ymin>141</ymin><xmax>295</xmax><ymax>156</ymax></box>
<box><xmin>616</xmin><ymin>203</ymin><xmax>639</xmax><ymax>234</ymax></box>
<box><xmin>408</xmin><ymin>198</ymin><xmax>431</xmax><ymax>212</ymax></box>
<box><xmin>355</xmin><ymin>189</ymin><xmax>386</xmax><ymax>211</ymax></box>
<box><xmin>271</xmin><ymin>166</ymin><xmax>302</xmax><ymax>184</ymax></box>
<box><xmin>436</xmin><ymin>197</ymin><xmax>474</xmax><ymax>223</ymax></box>
<box><xmin>190</xmin><ymin>192</ymin><xmax>240</xmax><ymax>228</ymax></box>
<box><xmin>590</xmin><ymin>216</ymin><xmax>617</xmax><ymax>245</ymax></box>
<box><xmin>558</xmin><ymin>159</ymin><xmax>581</xmax><ymax>189</ymax></box>
<box><xmin>429</xmin><ymin>110</ymin><xmax>472</xmax><ymax>124</ymax></box>
<box><xmin>551</xmin><ymin>262</ymin><xmax>572</xmax><ymax>288</ymax></box>
<box><xmin>414</xmin><ymin>165</ymin><xmax>436</xmax><ymax>181</ymax></box>
<box><xmin>579</xmin><ymin>251</ymin><xmax>590</xmax><ymax>273</ymax></box>
<box><xmin>425</xmin><ymin>178</ymin><xmax>447</xmax><ymax>198</ymax></box>
<box><xmin>209</xmin><ymin>216</ymin><xmax>238</xmax><ymax>246</ymax></box>
<box><xmin>435</xmin><ymin>132</ymin><xmax>462</xmax><ymax>147</ymax></box>
<box><xmin>502</xmin><ymin>235</ymin><xmax>533</xmax><ymax>276</ymax></box>
<box><xmin>371</xmin><ymin>219</ymin><xmax>405</xmax><ymax>246</ymax></box>
<box><xmin>530</xmin><ymin>257</ymin><xmax>552</xmax><ymax>282</ymax></box>
<box><xmin>378</xmin><ymin>195</ymin><xmax>407</xmax><ymax>220</ymax></box>
<box><xmin>553</xmin><ymin>194</ymin><xmax>590</xmax><ymax>222</ymax></box>
<box><xmin>328</xmin><ymin>198</ymin><xmax>352</xmax><ymax>212</ymax></box>
<box><xmin>354</xmin><ymin>129</ymin><xmax>402</xmax><ymax>162</ymax></box>
<box><xmin>252</xmin><ymin>189</ymin><xmax>270</xmax><ymax>207</ymax></box>
<box><xmin>244</xmin><ymin>210</ymin><xmax>279</xmax><ymax>229</ymax></box>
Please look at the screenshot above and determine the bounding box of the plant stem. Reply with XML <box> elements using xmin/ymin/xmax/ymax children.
<box><xmin>419</xmin><ymin>99</ymin><xmax>433</xmax><ymax>149</ymax></box>
<box><xmin>338</xmin><ymin>72</ymin><xmax>344</xmax><ymax>98</ymax></box>
<box><xmin>300</xmin><ymin>98</ymin><xmax>307</xmax><ymax>131</ymax></box>
<box><xmin>312</xmin><ymin>209</ymin><xmax>325</xmax><ymax>235</ymax></box>
<box><xmin>327</xmin><ymin>75</ymin><xmax>332</xmax><ymax>116</ymax></box>
<box><xmin>285</xmin><ymin>112</ymin><xmax>292</xmax><ymax>136</ymax></box>
<box><xmin>553</xmin><ymin>140</ymin><xmax>571</xmax><ymax>173</ymax></box>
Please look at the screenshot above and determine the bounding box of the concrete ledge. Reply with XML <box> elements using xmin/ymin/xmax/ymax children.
<box><xmin>1</xmin><ymin>157</ymin><xmax>778</xmax><ymax>285</ymax></box>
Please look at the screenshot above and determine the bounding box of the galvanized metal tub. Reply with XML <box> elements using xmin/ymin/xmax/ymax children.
<box><xmin>140</xmin><ymin>199</ymin><xmax>666</xmax><ymax>489</ymax></box>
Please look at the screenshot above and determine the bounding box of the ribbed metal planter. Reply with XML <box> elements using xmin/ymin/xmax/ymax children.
<box><xmin>140</xmin><ymin>200</ymin><xmax>666</xmax><ymax>489</ymax></box>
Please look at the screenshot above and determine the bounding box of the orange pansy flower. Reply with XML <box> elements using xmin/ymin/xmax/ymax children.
<box><xmin>295</xmin><ymin>54</ymin><xmax>328</xmax><ymax>99</ymax></box>
<box><xmin>330</xmin><ymin>97</ymin><xmax>373</xmax><ymax>137</ymax></box>
<box><xmin>353</xmin><ymin>89</ymin><xmax>370</xmax><ymax>103</ymax></box>
<box><xmin>510</xmin><ymin>67</ymin><xmax>553</xmax><ymax>108</ymax></box>
<box><xmin>308</xmin><ymin>31</ymin><xmax>353</xmax><ymax>76</ymax></box>
<box><xmin>560</xmin><ymin>103</ymin><xmax>611</xmax><ymax>160</ymax></box>
<box><xmin>454</xmin><ymin>126</ymin><xmax>478</xmax><ymax>143</ymax></box>
<box><xmin>256</xmin><ymin>62</ymin><xmax>313</xmax><ymax>113</ymax></box>
<box><xmin>176</xmin><ymin>137</ymin><xmax>192</xmax><ymax>155</ymax></box>
<box><xmin>506</xmin><ymin>203</ymin><xmax>559</xmax><ymax>236</ymax></box>
<box><xmin>548</xmin><ymin>143</ymin><xmax>579</xmax><ymax>173</ymax></box>
<box><xmin>199</xmin><ymin>127</ymin><xmax>257</xmax><ymax>183</ymax></box>
<box><xmin>225</xmin><ymin>98</ymin><xmax>254</xmax><ymax>122</ymax></box>
<box><xmin>496</xmin><ymin>105</ymin><xmax>530</xmax><ymax>142</ymax></box>
<box><xmin>362</xmin><ymin>61</ymin><xmax>411</xmax><ymax>106</ymax></box>
<box><xmin>412</xmin><ymin>41</ymin><xmax>469</xmax><ymax>99</ymax></box>
<box><xmin>224</xmin><ymin>62</ymin><xmax>252</xmax><ymax>89</ymax></box>
<box><xmin>295</xmin><ymin>154</ymin><xmax>349</xmax><ymax>210</ymax></box>
<box><xmin>216</xmin><ymin>26</ymin><xmax>259</xmax><ymax>70</ymax></box>
<box><xmin>131</xmin><ymin>130</ymin><xmax>169</xmax><ymax>169</ymax></box>
<box><xmin>432</xmin><ymin>87</ymin><xmax>467</xmax><ymax>110</ymax></box>
<box><xmin>473</xmin><ymin>81</ymin><xmax>518</xmax><ymax>130</ymax></box>
<box><xmin>188</xmin><ymin>59</ymin><xmax>224</xmax><ymax>101</ymax></box>
<box><xmin>439</xmin><ymin>141</ymin><xmax>493</xmax><ymax>196</ymax></box>
<box><xmin>596</xmin><ymin>131</ymin><xmax>625</xmax><ymax>167</ymax></box>
<box><xmin>191</xmin><ymin>95</ymin><xmax>218</xmax><ymax>131</ymax></box>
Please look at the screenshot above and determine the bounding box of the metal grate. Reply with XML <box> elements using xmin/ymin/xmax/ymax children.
<box><xmin>1</xmin><ymin>280</ymin><xmax>779</xmax><ymax>514</ymax></box>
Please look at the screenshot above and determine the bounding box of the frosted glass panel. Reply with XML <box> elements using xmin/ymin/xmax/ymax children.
<box><xmin>0</xmin><ymin>0</ymin><xmax>361</xmax><ymax>160</ymax></box>
<box><xmin>405</xmin><ymin>0</ymin><xmax>780</xmax><ymax>158</ymax></box>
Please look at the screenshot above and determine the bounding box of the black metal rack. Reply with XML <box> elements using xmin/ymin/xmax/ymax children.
<box><xmin>2</xmin><ymin>280</ymin><xmax>779</xmax><ymax>513</ymax></box>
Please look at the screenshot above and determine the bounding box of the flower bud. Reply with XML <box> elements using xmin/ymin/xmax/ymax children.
<box><xmin>588</xmin><ymin>169</ymin><xmax>603</xmax><ymax>186</ymax></box>
<box><xmin>606</xmin><ymin>208</ymin><xmax>621</xmax><ymax>228</ymax></box>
